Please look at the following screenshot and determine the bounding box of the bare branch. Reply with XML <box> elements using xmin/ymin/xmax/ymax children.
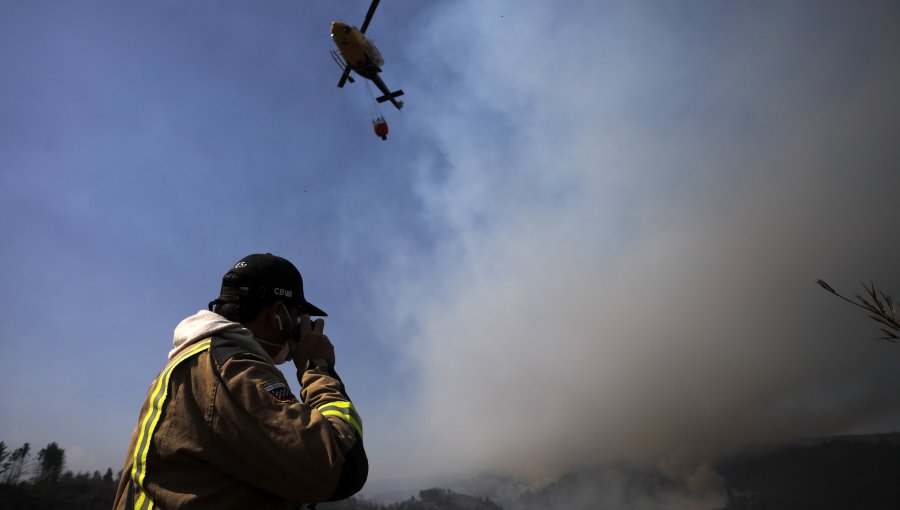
<box><xmin>818</xmin><ymin>279</ymin><xmax>900</xmax><ymax>344</ymax></box>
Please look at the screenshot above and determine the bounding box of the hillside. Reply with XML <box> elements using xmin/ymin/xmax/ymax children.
<box><xmin>328</xmin><ymin>432</ymin><xmax>900</xmax><ymax>510</ymax></box>
<box><xmin>3</xmin><ymin>432</ymin><xmax>898</xmax><ymax>510</ymax></box>
<box><xmin>718</xmin><ymin>432</ymin><xmax>900</xmax><ymax>509</ymax></box>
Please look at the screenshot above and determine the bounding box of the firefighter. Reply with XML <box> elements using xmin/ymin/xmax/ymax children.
<box><xmin>113</xmin><ymin>253</ymin><xmax>367</xmax><ymax>509</ymax></box>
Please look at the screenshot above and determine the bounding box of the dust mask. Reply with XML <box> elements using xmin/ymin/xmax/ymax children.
<box><xmin>257</xmin><ymin>337</ymin><xmax>290</xmax><ymax>365</ymax></box>
<box><xmin>258</xmin><ymin>304</ymin><xmax>297</xmax><ymax>365</ymax></box>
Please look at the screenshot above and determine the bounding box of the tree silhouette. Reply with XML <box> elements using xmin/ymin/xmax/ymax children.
<box><xmin>2</xmin><ymin>442</ymin><xmax>31</xmax><ymax>484</ymax></box>
<box><xmin>36</xmin><ymin>442</ymin><xmax>66</xmax><ymax>486</ymax></box>
<box><xmin>0</xmin><ymin>439</ymin><xmax>123</xmax><ymax>509</ymax></box>
<box><xmin>0</xmin><ymin>441</ymin><xmax>8</xmax><ymax>477</ymax></box>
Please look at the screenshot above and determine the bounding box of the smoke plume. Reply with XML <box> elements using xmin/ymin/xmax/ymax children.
<box><xmin>367</xmin><ymin>1</ymin><xmax>900</xmax><ymax>491</ymax></box>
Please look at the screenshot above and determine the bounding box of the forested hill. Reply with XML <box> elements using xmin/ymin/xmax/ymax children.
<box><xmin>718</xmin><ymin>432</ymin><xmax>900</xmax><ymax>509</ymax></box>
<box><xmin>322</xmin><ymin>432</ymin><xmax>900</xmax><ymax>510</ymax></box>
<box><xmin>3</xmin><ymin>433</ymin><xmax>900</xmax><ymax>509</ymax></box>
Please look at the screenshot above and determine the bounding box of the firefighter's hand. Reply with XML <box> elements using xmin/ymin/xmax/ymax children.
<box><xmin>292</xmin><ymin>314</ymin><xmax>336</xmax><ymax>370</ymax></box>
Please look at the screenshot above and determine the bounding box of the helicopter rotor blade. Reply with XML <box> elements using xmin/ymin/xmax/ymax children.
<box><xmin>359</xmin><ymin>0</ymin><xmax>380</xmax><ymax>34</ymax></box>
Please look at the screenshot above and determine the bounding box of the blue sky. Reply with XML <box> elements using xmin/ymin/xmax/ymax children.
<box><xmin>2</xmin><ymin>0</ymin><xmax>900</xmax><ymax>494</ymax></box>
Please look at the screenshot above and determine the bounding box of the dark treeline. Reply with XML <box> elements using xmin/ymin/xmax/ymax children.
<box><xmin>0</xmin><ymin>440</ymin><xmax>116</xmax><ymax>510</ymax></box>
<box><xmin>0</xmin><ymin>439</ymin><xmax>497</xmax><ymax>510</ymax></box>
<box><xmin>7</xmin><ymin>433</ymin><xmax>899</xmax><ymax>510</ymax></box>
<box><xmin>0</xmin><ymin>438</ymin><xmax>497</xmax><ymax>510</ymax></box>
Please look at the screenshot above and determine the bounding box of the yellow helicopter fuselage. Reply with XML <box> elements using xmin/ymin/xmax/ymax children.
<box><xmin>331</xmin><ymin>22</ymin><xmax>383</xmax><ymax>73</ymax></box>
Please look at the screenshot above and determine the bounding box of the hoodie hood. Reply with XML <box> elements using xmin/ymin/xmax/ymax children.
<box><xmin>169</xmin><ymin>310</ymin><xmax>272</xmax><ymax>362</ymax></box>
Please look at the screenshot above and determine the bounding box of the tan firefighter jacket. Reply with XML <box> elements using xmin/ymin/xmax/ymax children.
<box><xmin>113</xmin><ymin>311</ymin><xmax>367</xmax><ymax>509</ymax></box>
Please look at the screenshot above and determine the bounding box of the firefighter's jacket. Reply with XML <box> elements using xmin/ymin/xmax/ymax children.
<box><xmin>113</xmin><ymin>310</ymin><xmax>367</xmax><ymax>509</ymax></box>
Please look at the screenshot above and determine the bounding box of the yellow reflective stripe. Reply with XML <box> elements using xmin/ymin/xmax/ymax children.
<box><xmin>320</xmin><ymin>410</ymin><xmax>364</xmax><ymax>439</ymax></box>
<box><xmin>317</xmin><ymin>400</ymin><xmax>363</xmax><ymax>438</ymax></box>
<box><xmin>130</xmin><ymin>339</ymin><xmax>212</xmax><ymax>510</ymax></box>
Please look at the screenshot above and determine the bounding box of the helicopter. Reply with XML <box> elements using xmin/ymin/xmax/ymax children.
<box><xmin>330</xmin><ymin>0</ymin><xmax>404</xmax><ymax>111</ymax></box>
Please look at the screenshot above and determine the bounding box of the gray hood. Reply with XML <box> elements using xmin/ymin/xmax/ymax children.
<box><xmin>169</xmin><ymin>310</ymin><xmax>272</xmax><ymax>362</ymax></box>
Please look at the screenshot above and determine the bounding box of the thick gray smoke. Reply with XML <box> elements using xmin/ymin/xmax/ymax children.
<box><xmin>365</xmin><ymin>1</ymin><xmax>900</xmax><ymax>495</ymax></box>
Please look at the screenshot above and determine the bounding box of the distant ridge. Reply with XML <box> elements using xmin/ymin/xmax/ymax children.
<box><xmin>320</xmin><ymin>431</ymin><xmax>900</xmax><ymax>510</ymax></box>
<box><xmin>717</xmin><ymin>431</ymin><xmax>900</xmax><ymax>510</ymax></box>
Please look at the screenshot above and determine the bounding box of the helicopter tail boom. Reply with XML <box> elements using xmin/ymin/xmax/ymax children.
<box><xmin>370</xmin><ymin>73</ymin><xmax>404</xmax><ymax>110</ymax></box>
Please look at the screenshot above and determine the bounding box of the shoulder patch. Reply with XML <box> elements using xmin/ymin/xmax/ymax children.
<box><xmin>262</xmin><ymin>380</ymin><xmax>297</xmax><ymax>402</ymax></box>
